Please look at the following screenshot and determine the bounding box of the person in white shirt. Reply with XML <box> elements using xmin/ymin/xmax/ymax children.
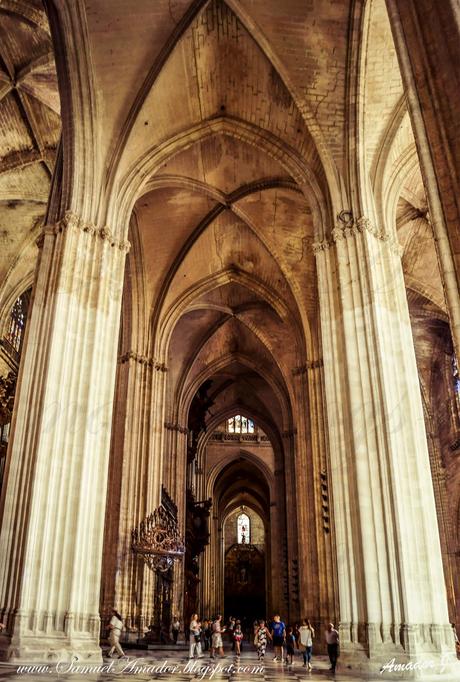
<box><xmin>107</xmin><ymin>609</ymin><xmax>125</xmax><ymax>658</ymax></box>
<box><xmin>299</xmin><ymin>619</ymin><xmax>315</xmax><ymax>670</ymax></box>
<box><xmin>189</xmin><ymin>614</ymin><xmax>203</xmax><ymax>658</ymax></box>
<box><xmin>325</xmin><ymin>623</ymin><xmax>339</xmax><ymax>672</ymax></box>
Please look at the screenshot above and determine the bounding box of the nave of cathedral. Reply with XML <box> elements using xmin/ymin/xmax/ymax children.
<box><xmin>0</xmin><ymin>0</ymin><xmax>460</xmax><ymax>679</ymax></box>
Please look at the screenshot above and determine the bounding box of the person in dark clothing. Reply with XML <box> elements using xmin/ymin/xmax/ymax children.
<box><xmin>270</xmin><ymin>614</ymin><xmax>286</xmax><ymax>662</ymax></box>
<box><xmin>285</xmin><ymin>626</ymin><xmax>296</xmax><ymax>665</ymax></box>
<box><xmin>325</xmin><ymin>623</ymin><xmax>339</xmax><ymax>672</ymax></box>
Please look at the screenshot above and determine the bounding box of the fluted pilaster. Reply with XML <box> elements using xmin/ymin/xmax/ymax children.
<box><xmin>315</xmin><ymin>217</ymin><xmax>458</xmax><ymax>674</ymax></box>
<box><xmin>162</xmin><ymin>420</ymin><xmax>188</xmax><ymax>624</ymax></box>
<box><xmin>0</xmin><ymin>212</ymin><xmax>128</xmax><ymax>662</ymax></box>
<box><xmin>104</xmin><ymin>350</ymin><xmax>170</xmax><ymax>635</ymax></box>
<box><xmin>293</xmin><ymin>359</ymin><xmax>338</xmax><ymax>642</ymax></box>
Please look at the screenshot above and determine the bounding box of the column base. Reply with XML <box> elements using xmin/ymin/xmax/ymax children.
<box><xmin>0</xmin><ymin>634</ymin><xmax>103</xmax><ymax>665</ymax></box>
<box><xmin>340</xmin><ymin>649</ymin><xmax>460</xmax><ymax>679</ymax></box>
<box><xmin>337</xmin><ymin>622</ymin><xmax>460</xmax><ymax>678</ymax></box>
<box><xmin>338</xmin><ymin>644</ymin><xmax>460</xmax><ymax>680</ymax></box>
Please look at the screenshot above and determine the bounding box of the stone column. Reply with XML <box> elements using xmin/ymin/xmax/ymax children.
<box><xmin>201</xmin><ymin>512</ymin><xmax>218</xmax><ymax>618</ymax></box>
<box><xmin>314</xmin><ymin>217</ymin><xmax>458</xmax><ymax>674</ymax></box>
<box><xmin>268</xmin><ymin>500</ymin><xmax>280</xmax><ymax>615</ymax></box>
<box><xmin>281</xmin><ymin>430</ymin><xmax>300</xmax><ymax>623</ymax></box>
<box><xmin>163</xmin><ymin>423</ymin><xmax>188</xmax><ymax>628</ymax></box>
<box><xmin>293</xmin><ymin>360</ymin><xmax>338</xmax><ymax>645</ymax></box>
<box><xmin>102</xmin><ymin>353</ymin><xmax>167</xmax><ymax>636</ymax></box>
<box><xmin>272</xmin><ymin>468</ymin><xmax>288</xmax><ymax>617</ymax></box>
<box><xmin>0</xmin><ymin>212</ymin><xmax>128</xmax><ymax>662</ymax></box>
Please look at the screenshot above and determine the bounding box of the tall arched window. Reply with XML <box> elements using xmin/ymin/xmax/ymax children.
<box><xmin>227</xmin><ymin>415</ymin><xmax>254</xmax><ymax>434</ymax></box>
<box><xmin>237</xmin><ymin>512</ymin><xmax>250</xmax><ymax>544</ymax></box>
<box><xmin>5</xmin><ymin>289</ymin><xmax>31</xmax><ymax>355</ymax></box>
<box><xmin>452</xmin><ymin>354</ymin><xmax>460</xmax><ymax>394</ymax></box>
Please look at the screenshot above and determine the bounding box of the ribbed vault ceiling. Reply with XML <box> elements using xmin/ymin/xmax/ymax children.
<box><xmin>0</xmin><ymin>0</ymin><xmax>450</xmax><ymax>435</ymax></box>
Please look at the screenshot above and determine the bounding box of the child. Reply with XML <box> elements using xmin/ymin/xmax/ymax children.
<box><xmin>286</xmin><ymin>626</ymin><xmax>296</xmax><ymax>665</ymax></box>
<box><xmin>233</xmin><ymin>620</ymin><xmax>243</xmax><ymax>657</ymax></box>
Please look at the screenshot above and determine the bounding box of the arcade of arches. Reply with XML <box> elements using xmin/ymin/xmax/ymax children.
<box><xmin>0</xmin><ymin>0</ymin><xmax>460</xmax><ymax>677</ymax></box>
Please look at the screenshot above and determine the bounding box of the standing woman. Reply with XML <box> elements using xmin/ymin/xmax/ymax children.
<box><xmin>107</xmin><ymin>609</ymin><xmax>125</xmax><ymax>658</ymax></box>
<box><xmin>210</xmin><ymin>615</ymin><xmax>226</xmax><ymax>658</ymax></box>
<box><xmin>299</xmin><ymin>619</ymin><xmax>315</xmax><ymax>670</ymax></box>
<box><xmin>189</xmin><ymin>614</ymin><xmax>203</xmax><ymax>659</ymax></box>
<box><xmin>255</xmin><ymin>620</ymin><xmax>271</xmax><ymax>661</ymax></box>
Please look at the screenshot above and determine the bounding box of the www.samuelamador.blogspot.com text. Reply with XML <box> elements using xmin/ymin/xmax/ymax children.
<box><xmin>12</xmin><ymin>658</ymin><xmax>265</xmax><ymax>679</ymax></box>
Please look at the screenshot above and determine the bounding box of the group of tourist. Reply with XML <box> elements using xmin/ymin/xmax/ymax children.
<box><xmin>189</xmin><ymin>614</ymin><xmax>229</xmax><ymax>659</ymax></box>
<box><xmin>101</xmin><ymin>608</ymin><xmax>339</xmax><ymax>672</ymax></box>
<box><xmin>188</xmin><ymin>614</ymin><xmax>340</xmax><ymax>672</ymax></box>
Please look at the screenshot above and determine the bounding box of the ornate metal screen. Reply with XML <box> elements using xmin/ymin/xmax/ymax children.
<box><xmin>131</xmin><ymin>503</ymin><xmax>185</xmax><ymax>573</ymax></box>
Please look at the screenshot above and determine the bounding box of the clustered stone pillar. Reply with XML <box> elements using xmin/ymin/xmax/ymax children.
<box><xmin>102</xmin><ymin>352</ymin><xmax>168</xmax><ymax>635</ymax></box>
<box><xmin>202</xmin><ymin>512</ymin><xmax>222</xmax><ymax>618</ymax></box>
<box><xmin>314</xmin><ymin>217</ymin><xmax>457</xmax><ymax>674</ymax></box>
<box><xmin>0</xmin><ymin>212</ymin><xmax>128</xmax><ymax>662</ymax></box>
<box><xmin>272</xmin><ymin>468</ymin><xmax>289</xmax><ymax>617</ymax></box>
<box><xmin>281</xmin><ymin>430</ymin><xmax>299</xmax><ymax>622</ymax></box>
<box><xmin>293</xmin><ymin>359</ymin><xmax>338</xmax><ymax>642</ymax></box>
<box><xmin>163</xmin><ymin>421</ymin><xmax>188</xmax><ymax>626</ymax></box>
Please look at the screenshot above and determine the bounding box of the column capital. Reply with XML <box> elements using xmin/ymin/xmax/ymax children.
<box><xmin>164</xmin><ymin>422</ymin><xmax>189</xmax><ymax>435</ymax></box>
<box><xmin>313</xmin><ymin>216</ymin><xmax>402</xmax><ymax>256</ymax></box>
<box><xmin>281</xmin><ymin>428</ymin><xmax>297</xmax><ymax>439</ymax></box>
<box><xmin>292</xmin><ymin>359</ymin><xmax>323</xmax><ymax>376</ymax></box>
<box><xmin>118</xmin><ymin>350</ymin><xmax>168</xmax><ymax>371</ymax></box>
<box><xmin>38</xmin><ymin>211</ymin><xmax>131</xmax><ymax>252</ymax></box>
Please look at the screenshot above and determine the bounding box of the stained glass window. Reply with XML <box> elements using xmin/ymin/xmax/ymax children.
<box><xmin>237</xmin><ymin>513</ymin><xmax>250</xmax><ymax>544</ymax></box>
<box><xmin>5</xmin><ymin>291</ymin><xmax>30</xmax><ymax>354</ymax></box>
<box><xmin>0</xmin><ymin>422</ymin><xmax>9</xmax><ymax>444</ymax></box>
<box><xmin>227</xmin><ymin>415</ymin><xmax>254</xmax><ymax>434</ymax></box>
<box><xmin>452</xmin><ymin>355</ymin><xmax>460</xmax><ymax>395</ymax></box>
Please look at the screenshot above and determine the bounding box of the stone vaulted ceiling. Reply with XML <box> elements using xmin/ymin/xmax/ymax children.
<box><xmin>0</xmin><ymin>0</ymin><xmax>450</xmax><ymax>438</ymax></box>
<box><xmin>0</xmin><ymin>0</ymin><xmax>59</xmax><ymax>311</ymax></box>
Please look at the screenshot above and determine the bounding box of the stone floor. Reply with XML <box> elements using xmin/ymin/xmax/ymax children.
<box><xmin>0</xmin><ymin>645</ymin><xmax>458</xmax><ymax>682</ymax></box>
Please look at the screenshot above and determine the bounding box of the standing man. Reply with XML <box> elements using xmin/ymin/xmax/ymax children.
<box><xmin>172</xmin><ymin>616</ymin><xmax>180</xmax><ymax>644</ymax></box>
<box><xmin>270</xmin><ymin>614</ymin><xmax>286</xmax><ymax>662</ymax></box>
<box><xmin>325</xmin><ymin>622</ymin><xmax>339</xmax><ymax>673</ymax></box>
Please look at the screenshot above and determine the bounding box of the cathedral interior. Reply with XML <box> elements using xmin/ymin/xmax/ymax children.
<box><xmin>0</xmin><ymin>0</ymin><xmax>460</xmax><ymax>679</ymax></box>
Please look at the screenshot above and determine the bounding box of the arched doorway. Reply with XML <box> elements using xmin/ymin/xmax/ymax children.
<box><xmin>224</xmin><ymin>506</ymin><xmax>266</xmax><ymax>621</ymax></box>
<box><xmin>199</xmin><ymin>436</ymin><xmax>275</xmax><ymax>622</ymax></box>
